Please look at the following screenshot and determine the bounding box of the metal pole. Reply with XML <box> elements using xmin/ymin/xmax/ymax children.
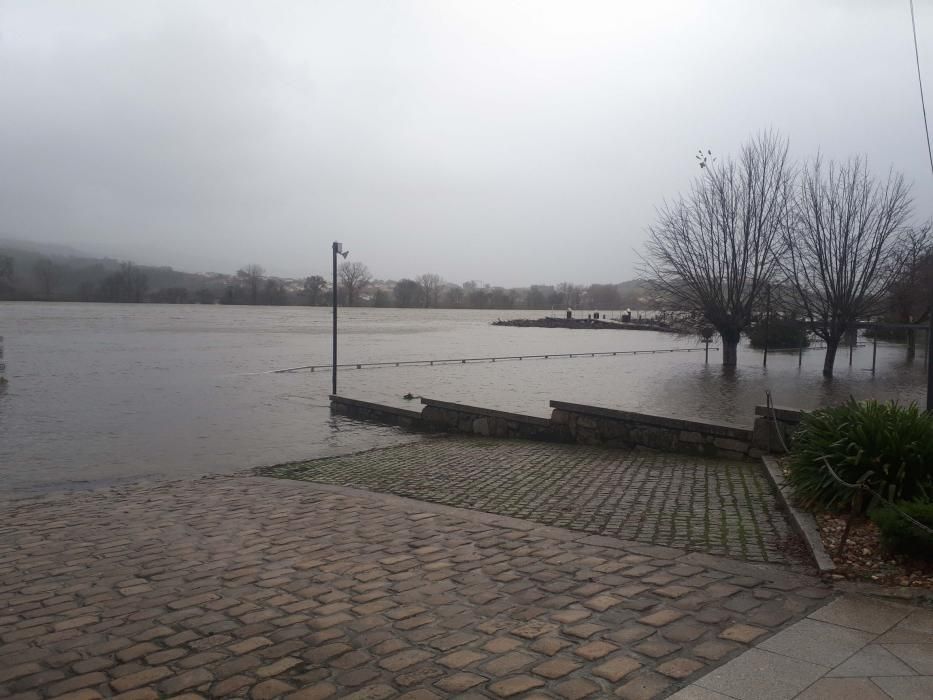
<box><xmin>798</xmin><ymin>322</ymin><xmax>804</xmax><ymax>368</ymax></box>
<box><xmin>332</xmin><ymin>242</ymin><xmax>338</xmax><ymax>396</ymax></box>
<box><xmin>763</xmin><ymin>285</ymin><xmax>771</xmax><ymax>368</ymax></box>
<box><xmin>927</xmin><ymin>315</ymin><xmax>933</xmax><ymax>412</ymax></box>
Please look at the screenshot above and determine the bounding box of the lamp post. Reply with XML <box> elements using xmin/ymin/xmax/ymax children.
<box><xmin>332</xmin><ymin>241</ymin><xmax>348</xmax><ymax>396</ymax></box>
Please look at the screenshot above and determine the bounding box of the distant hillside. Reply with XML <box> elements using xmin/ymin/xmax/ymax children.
<box><xmin>0</xmin><ymin>240</ymin><xmax>653</xmax><ymax>309</ymax></box>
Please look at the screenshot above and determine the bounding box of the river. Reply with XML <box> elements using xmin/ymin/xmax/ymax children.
<box><xmin>0</xmin><ymin>302</ymin><xmax>926</xmax><ymax>496</ymax></box>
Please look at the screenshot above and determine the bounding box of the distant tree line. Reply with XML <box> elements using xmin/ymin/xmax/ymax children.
<box><xmin>641</xmin><ymin>131</ymin><xmax>931</xmax><ymax>376</ymax></box>
<box><xmin>0</xmin><ymin>245</ymin><xmax>650</xmax><ymax>310</ymax></box>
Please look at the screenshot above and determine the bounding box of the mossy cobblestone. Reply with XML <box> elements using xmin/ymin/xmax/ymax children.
<box><xmin>262</xmin><ymin>437</ymin><xmax>800</xmax><ymax>565</ymax></box>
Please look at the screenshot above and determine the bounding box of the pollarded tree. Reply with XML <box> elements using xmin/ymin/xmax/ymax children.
<box><xmin>641</xmin><ymin>132</ymin><xmax>794</xmax><ymax>366</ymax></box>
<box><xmin>781</xmin><ymin>156</ymin><xmax>912</xmax><ymax>377</ymax></box>
<box><xmin>339</xmin><ymin>261</ymin><xmax>371</xmax><ymax>306</ymax></box>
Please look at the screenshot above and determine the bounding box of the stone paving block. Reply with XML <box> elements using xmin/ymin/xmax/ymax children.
<box><xmin>531</xmin><ymin>656</ymin><xmax>581</xmax><ymax>679</ymax></box>
<box><xmin>827</xmin><ymin>643</ymin><xmax>916</xmax><ymax>677</ymax></box>
<box><xmin>796</xmin><ymin>677</ymin><xmax>891</xmax><ymax>700</ymax></box>
<box><xmin>437</xmin><ymin>649</ymin><xmax>487</xmax><ymax>669</ymax></box>
<box><xmin>871</xmin><ymin>676</ymin><xmax>933</xmax><ymax>699</ymax></box>
<box><xmin>614</xmin><ymin>670</ymin><xmax>672</xmax><ymax>699</ymax></box>
<box><xmin>666</xmin><ymin>688</ymin><xmax>733</xmax><ymax>700</ymax></box>
<box><xmin>885</xmin><ymin>643</ymin><xmax>933</xmax><ymax>674</ymax></box>
<box><xmin>593</xmin><ymin>655</ymin><xmax>642</xmax><ymax>682</ymax></box>
<box><xmin>434</xmin><ymin>672</ymin><xmax>486</xmax><ymax>693</ymax></box>
<box><xmin>695</xmin><ymin>648</ymin><xmax>826</xmax><ymax>700</ymax></box>
<box><xmin>0</xmin><ymin>467</ymin><xmax>831</xmax><ymax>700</ymax></box>
<box><xmin>718</xmin><ymin>624</ymin><xmax>766</xmax><ymax>643</ymax></box>
<box><xmin>758</xmin><ymin>618</ymin><xmax>874</xmax><ymax>667</ymax></box>
<box><xmin>488</xmin><ymin>674</ymin><xmax>545</xmax><ymax>697</ymax></box>
<box><xmin>808</xmin><ymin>595</ymin><xmax>910</xmax><ymax>634</ymax></box>
<box><xmin>574</xmin><ymin>640</ymin><xmax>618</xmax><ymax>660</ymax></box>
<box><xmin>554</xmin><ymin>677</ymin><xmax>600</xmax><ymax>699</ymax></box>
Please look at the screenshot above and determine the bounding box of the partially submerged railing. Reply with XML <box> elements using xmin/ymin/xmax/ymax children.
<box><xmin>272</xmin><ymin>346</ymin><xmax>718</xmax><ymax>373</ymax></box>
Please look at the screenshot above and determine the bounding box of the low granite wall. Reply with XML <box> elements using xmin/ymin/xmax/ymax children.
<box><xmin>419</xmin><ymin>398</ymin><xmax>556</xmax><ymax>441</ymax></box>
<box><xmin>330</xmin><ymin>395</ymin><xmax>790</xmax><ymax>460</ymax></box>
<box><xmin>550</xmin><ymin>401</ymin><xmax>758</xmax><ymax>461</ymax></box>
<box><xmin>752</xmin><ymin>404</ymin><xmax>803</xmax><ymax>453</ymax></box>
<box><xmin>329</xmin><ymin>395</ymin><xmax>425</xmax><ymax>430</ymax></box>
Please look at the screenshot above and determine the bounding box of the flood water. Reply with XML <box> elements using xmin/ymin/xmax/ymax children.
<box><xmin>1</xmin><ymin>302</ymin><xmax>927</xmax><ymax>496</ymax></box>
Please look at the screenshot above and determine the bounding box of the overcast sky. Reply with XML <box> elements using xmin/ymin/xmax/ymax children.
<box><xmin>1</xmin><ymin>1</ymin><xmax>931</xmax><ymax>286</ymax></box>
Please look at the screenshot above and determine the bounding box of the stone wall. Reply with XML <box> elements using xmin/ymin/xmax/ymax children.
<box><xmin>751</xmin><ymin>404</ymin><xmax>803</xmax><ymax>454</ymax></box>
<box><xmin>549</xmin><ymin>401</ymin><xmax>758</xmax><ymax>461</ymax></box>
<box><xmin>330</xmin><ymin>395</ymin><xmax>786</xmax><ymax>461</ymax></box>
<box><xmin>329</xmin><ymin>395</ymin><xmax>425</xmax><ymax>430</ymax></box>
<box><xmin>419</xmin><ymin>398</ymin><xmax>557</xmax><ymax>441</ymax></box>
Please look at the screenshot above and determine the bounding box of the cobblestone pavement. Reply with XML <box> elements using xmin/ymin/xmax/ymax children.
<box><xmin>262</xmin><ymin>437</ymin><xmax>802</xmax><ymax>565</ymax></box>
<box><xmin>0</xmin><ymin>475</ymin><xmax>831</xmax><ymax>700</ymax></box>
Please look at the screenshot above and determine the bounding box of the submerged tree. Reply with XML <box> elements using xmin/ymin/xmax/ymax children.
<box><xmin>887</xmin><ymin>222</ymin><xmax>932</xmax><ymax>357</ymax></box>
<box><xmin>303</xmin><ymin>275</ymin><xmax>328</xmax><ymax>305</ymax></box>
<box><xmin>641</xmin><ymin>132</ymin><xmax>794</xmax><ymax>365</ymax></box>
<box><xmin>339</xmin><ymin>261</ymin><xmax>371</xmax><ymax>306</ymax></box>
<box><xmin>417</xmin><ymin>273</ymin><xmax>443</xmax><ymax>308</ymax></box>
<box><xmin>237</xmin><ymin>264</ymin><xmax>265</xmax><ymax>305</ymax></box>
<box><xmin>32</xmin><ymin>257</ymin><xmax>61</xmax><ymax>299</ymax></box>
<box><xmin>781</xmin><ymin>156</ymin><xmax>912</xmax><ymax>377</ymax></box>
<box><xmin>393</xmin><ymin>278</ymin><xmax>422</xmax><ymax>307</ymax></box>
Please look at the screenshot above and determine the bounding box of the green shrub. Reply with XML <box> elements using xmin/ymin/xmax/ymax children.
<box><xmin>787</xmin><ymin>399</ymin><xmax>933</xmax><ymax>511</ymax></box>
<box><xmin>870</xmin><ymin>501</ymin><xmax>933</xmax><ymax>558</ymax></box>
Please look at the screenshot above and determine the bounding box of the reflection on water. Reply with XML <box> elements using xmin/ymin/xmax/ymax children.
<box><xmin>0</xmin><ymin>303</ymin><xmax>927</xmax><ymax>494</ymax></box>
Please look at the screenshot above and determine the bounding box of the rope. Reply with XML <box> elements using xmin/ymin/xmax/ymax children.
<box><xmin>820</xmin><ymin>455</ymin><xmax>933</xmax><ymax>536</ymax></box>
<box><xmin>765</xmin><ymin>390</ymin><xmax>791</xmax><ymax>453</ymax></box>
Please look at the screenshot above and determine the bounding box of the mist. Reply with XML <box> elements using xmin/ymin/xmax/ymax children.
<box><xmin>1</xmin><ymin>0</ymin><xmax>931</xmax><ymax>285</ymax></box>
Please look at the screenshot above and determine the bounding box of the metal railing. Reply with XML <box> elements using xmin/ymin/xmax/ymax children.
<box><xmin>272</xmin><ymin>346</ymin><xmax>718</xmax><ymax>373</ymax></box>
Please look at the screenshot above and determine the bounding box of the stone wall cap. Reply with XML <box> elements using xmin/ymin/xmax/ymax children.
<box><xmin>331</xmin><ymin>395</ymin><xmax>424</xmax><ymax>420</ymax></box>
<box><xmin>754</xmin><ymin>404</ymin><xmax>805</xmax><ymax>421</ymax></box>
<box><xmin>420</xmin><ymin>397</ymin><xmax>551</xmax><ymax>426</ymax></box>
<box><xmin>548</xmin><ymin>400</ymin><xmax>752</xmax><ymax>437</ymax></box>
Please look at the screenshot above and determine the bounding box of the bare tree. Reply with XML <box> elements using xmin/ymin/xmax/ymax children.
<box><xmin>416</xmin><ymin>273</ymin><xmax>443</xmax><ymax>308</ymax></box>
<box><xmin>781</xmin><ymin>156</ymin><xmax>912</xmax><ymax>377</ymax></box>
<box><xmin>0</xmin><ymin>255</ymin><xmax>13</xmax><ymax>285</ymax></box>
<box><xmin>888</xmin><ymin>221</ymin><xmax>932</xmax><ymax>357</ymax></box>
<box><xmin>641</xmin><ymin>132</ymin><xmax>793</xmax><ymax>366</ymax></box>
<box><xmin>339</xmin><ymin>261</ymin><xmax>371</xmax><ymax>306</ymax></box>
<box><xmin>32</xmin><ymin>257</ymin><xmax>60</xmax><ymax>299</ymax></box>
<box><xmin>556</xmin><ymin>282</ymin><xmax>583</xmax><ymax>309</ymax></box>
<box><xmin>393</xmin><ymin>278</ymin><xmax>422</xmax><ymax>307</ymax></box>
<box><xmin>303</xmin><ymin>275</ymin><xmax>327</xmax><ymax>305</ymax></box>
<box><xmin>237</xmin><ymin>265</ymin><xmax>265</xmax><ymax>305</ymax></box>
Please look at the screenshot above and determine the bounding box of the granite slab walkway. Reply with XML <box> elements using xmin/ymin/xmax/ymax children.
<box><xmin>671</xmin><ymin>594</ymin><xmax>933</xmax><ymax>699</ymax></box>
<box><xmin>1</xmin><ymin>473</ymin><xmax>832</xmax><ymax>700</ymax></box>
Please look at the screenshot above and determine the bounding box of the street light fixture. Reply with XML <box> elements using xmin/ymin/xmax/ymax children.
<box><xmin>332</xmin><ymin>241</ymin><xmax>349</xmax><ymax>396</ymax></box>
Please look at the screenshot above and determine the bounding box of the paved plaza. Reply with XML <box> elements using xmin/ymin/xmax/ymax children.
<box><xmin>2</xmin><ymin>471</ymin><xmax>830</xmax><ymax>699</ymax></box>
<box><xmin>262</xmin><ymin>438</ymin><xmax>803</xmax><ymax>565</ymax></box>
<box><xmin>672</xmin><ymin>595</ymin><xmax>933</xmax><ymax>700</ymax></box>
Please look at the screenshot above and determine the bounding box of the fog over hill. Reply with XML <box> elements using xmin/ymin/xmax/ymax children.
<box><xmin>0</xmin><ymin>240</ymin><xmax>651</xmax><ymax>309</ymax></box>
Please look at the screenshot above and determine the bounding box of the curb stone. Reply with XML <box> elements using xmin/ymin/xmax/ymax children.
<box><xmin>761</xmin><ymin>455</ymin><xmax>835</xmax><ymax>575</ymax></box>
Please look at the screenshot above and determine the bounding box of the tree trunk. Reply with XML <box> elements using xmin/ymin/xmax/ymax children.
<box><xmin>907</xmin><ymin>328</ymin><xmax>916</xmax><ymax>360</ymax></box>
<box><xmin>823</xmin><ymin>338</ymin><xmax>839</xmax><ymax>377</ymax></box>
<box><xmin>721</xmin><ymin>334</ymin><xmax>739</xmax><ymax>367</ymax></box>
